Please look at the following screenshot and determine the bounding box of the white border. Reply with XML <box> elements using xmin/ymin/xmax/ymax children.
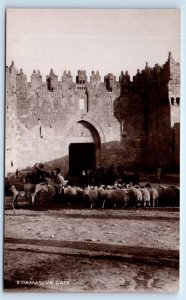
<box><xmin>1</xmin><ymin>1</ymin><xmax>186</xmax><ymax>300</ymax></box>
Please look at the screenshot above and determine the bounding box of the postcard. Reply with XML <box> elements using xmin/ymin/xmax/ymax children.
<box><xmin>4</xmin><ymin>8</ymin><xmax>180</xmax><ymax>292</ymax></box>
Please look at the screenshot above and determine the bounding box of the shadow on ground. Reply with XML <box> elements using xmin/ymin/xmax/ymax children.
<box><xmin>5</xmin><ymin>237</ymin><xmax>179</xmax><ymax>268</ymax></box>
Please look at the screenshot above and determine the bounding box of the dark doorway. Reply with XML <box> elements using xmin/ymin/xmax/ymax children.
<box><xmin>69</xmin><ymin>143</ymin><xmax>96</xmax><ymax>176</ymax></box>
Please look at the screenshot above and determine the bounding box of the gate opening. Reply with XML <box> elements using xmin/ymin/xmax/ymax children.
<box><xmin>69</xmin><ymin>143</ymin><xmax>96</xmax><ymax>176</ymax></box>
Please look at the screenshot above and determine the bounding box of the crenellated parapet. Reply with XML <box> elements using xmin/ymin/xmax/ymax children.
<box><xmin>104</xmin><ymin>73</ymin><xmax>117</xmax><ymax>92</ymax></box>
<box><xmin>6</xmin><ymin>61</ymin><xmax>17</xmax><ymax>93</ymax></box>
<box><xmin>132</xmin><ymin>63</ymin><xmax>165</xmax><ymax>89</ymax></box>
<box><xmin>119</xmin><ymin>71</ymin><xmax>130</xmax><ymax>94</ymax></box>
<box><xmin>76</xmin><ymin>70</ymin><xmax>87</xmax><ymax>84</ymax></box>
<box><xmin>46</xmin><ymin>69</ymin><xmax>58</xmax><ymax>91</ymax></box>
<box><xmin>62</xmin><ymin>70</ymin><xmax>73</xmax><ymax>83</ymax></box>
<box><xmin>132</xmin><ymin>69</ymin><xmax>143</xmax><ymax>91</ymax></box>
<box><xmin>31</xmin><ymin>70</ymin><xmax>42</xmax><ymax>89</ymax></box>
<box><xmin>90</xmin><ymin>71</ymin><xmax>101</xmax><ymax>85</ymax></box>
<box><xmin>7</xmin><ymin>60</ymin><xmax>17</xmax><ymax>75</ymax></box>
<box><xmin>16</xmin><ymin>68</ymin><xmax>27</xmax><ymax>91</ymax></box>
<box><xmin>130</xmin><ymin>53</ymin><xmax>180</xmax><ymax>97</ymax></box>
<box><xmin>6</xmin><ymin>51</ymin><xmax>180</xmax><ymax>100</ymax></box>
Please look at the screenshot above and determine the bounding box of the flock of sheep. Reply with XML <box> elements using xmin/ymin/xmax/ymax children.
<box><xmin>54</xmin><ymin>184</ymin><xmax>180</xmax><ymax>209</ymax></box>
<box><xmin>6</xmin><ymin>175</ymin><xmax>180</xmax><ymax>209</ymax></box>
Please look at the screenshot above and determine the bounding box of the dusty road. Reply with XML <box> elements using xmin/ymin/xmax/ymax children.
<box><xmin>4</xmin><ymin>208</ymin><xmax>179</xmax><ymax>292</ymax></box>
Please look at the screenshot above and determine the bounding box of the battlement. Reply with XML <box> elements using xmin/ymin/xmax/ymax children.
<box><xmin>62</xmin><ymin>70</ymin><xmax>73</xmax><ymax>83</ymax></box>
<box><xmin>46</xmin><ymin>69</ymin><xmax>58</xmax><ymax>91</ymax></box>
<box><xmin>76</xmin><ymin>70</ymin><xmax>87</xmax><ymax>84</ymax></box>
<box><xmin>6</xmin><ymin>52</ymin><xmax>180</xmax><ymax>106</ymax></box>
<box><xmin>90</xmin><ymin>71</ymin><xmax>101</xmax><ymax>85</ymax></box>
<box><xmin>6</xmin><ymin>52</ymin><xmax>180</xmax><ymax>99</ymax></box>
<box><xmin>31</xmin><ymin>70</ymin><xmax>42</xmax><ymax>90</ymax></box>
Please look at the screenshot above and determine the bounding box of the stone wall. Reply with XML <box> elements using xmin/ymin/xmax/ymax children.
<box><xmin>5</xmin><ymin>53</ymin><xmax>180</xmax><ymax>176</ymax></box>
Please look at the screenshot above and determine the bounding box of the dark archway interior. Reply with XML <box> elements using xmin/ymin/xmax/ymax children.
<box><xmin>69</xmin><ymin>143</ymin><xmax>96</xmax><ymax>176</ymax></box>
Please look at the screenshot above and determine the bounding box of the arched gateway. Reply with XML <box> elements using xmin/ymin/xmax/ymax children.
<box><xmin>64</xmin><ymin>115</ymin><xmax>105</xmax><ymax>176</ymax></box>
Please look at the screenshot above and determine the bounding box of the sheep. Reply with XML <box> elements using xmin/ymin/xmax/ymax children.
<box><xmin>83</xmin><ymin>186</ymin><xmax>98</xmax><ymax>209</ymax></box>
<box><xmin>63</xmin><ymin>186</ymin><xmax>77</xmax><ymax>205</ymax></box>
<box><xmin>171</xmin><ymin>186</ymin><xmax>180</xmax><ymax>207</ymax></box>
<box><xmin>30</xmin><ymin>183</ymin><xmax>49</xmax><ymax>206</ymax></box>
<box><xmin>165</xmin><ymin>186</ymin><xmax>179</xmax><ymax>207</ymax></box>
<box><xmin>99</xmin><ymin>186</ymin><xmax>128</xmax><ymax>209</ymax></box>
<box><xmin>157</xmin><ymin>186</ymin><xmax>166</xmax><ymax>207</ymax></box>
<box><xmin>158</xmin><ymin>185</ymin><xmax>179</xmax><ymax>207</ymax></box>
<box><xmin>9</xmin><ymin>185</ymin><xmax>26</xmax><ymax>209</ymax></box>
<box><xmin>140</xmin><ymin>187</ymin><xmax>151</xmax><ymax>207</ymax></box>
<box><xmin>98</xmin><ymin>186</ymin><xmax>115</xmax><ymax>209</ymax></box>
<box><xmin>127</xmin><ymin>187</ymin><xmax>143</xmax><ymax>207</ymax></box>
<box><xmin>148</xmin><ymin>187</ymin><xmax>159</xmax><ymax>207</ymax></box>
<box><xmin>9</xmin><ymin>182</ymin><xmax>49</xmax><ymax>208</ymax></box>
<box><xmin>108</xmin><ymin>188</ymin><xmax>129</xmax><ymax>209</ymax></box>
<box><xmin>97</xmin><ymin>187</ymin><xmax>110</xmax><ymax>208</ymax></box>
<box><xmin>75</xmin><ymin>186</ymin><xmax>84</xmax><ymax>204</ymax></box>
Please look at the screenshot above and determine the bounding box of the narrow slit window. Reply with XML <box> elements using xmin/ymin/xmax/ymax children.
<box><xmin>171</xmin><ymin>97</ymin><xmax>174</xmax><ymax>105</ymax></box>
<box><xmin>121</xmin><ymin>120</ymin><xmax>125</xmax><ymax>134</ymax></box>
<box><xmin>176</xmin><ymin>97</ymin><xmax>180</xmax><ymax>105</ymax></box>
<box><xmin>121</xmin><ymin>120</ymin><xmax>126</xmax><ymax>138</ymax></box>
<box><xmin>79</xmin><ymin>98</ymin><xmax>85</xmax><ymax>110</ymax></box>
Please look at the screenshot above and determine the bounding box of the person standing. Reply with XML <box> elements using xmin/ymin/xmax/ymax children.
<box><xmin>156</xmin><ymin>168</ymin><xmax>162</xmax><ymax>184</ymax></box>
<box><xmin>55</xmin><ymin>168</ymin><xmax>68</xmax><ymax>201</ymax></box>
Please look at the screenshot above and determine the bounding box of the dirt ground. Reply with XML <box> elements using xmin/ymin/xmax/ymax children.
<box><xmin>4</xmin><ymin>208</ymin><xmax>179</xmax><ymax>293</ymax></box>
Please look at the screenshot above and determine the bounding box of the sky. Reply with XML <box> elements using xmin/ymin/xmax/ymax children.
<box><xmin>6</xmin><ymin>8</ymin><xmax>180</xmax><ymax>81</ymax></box>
